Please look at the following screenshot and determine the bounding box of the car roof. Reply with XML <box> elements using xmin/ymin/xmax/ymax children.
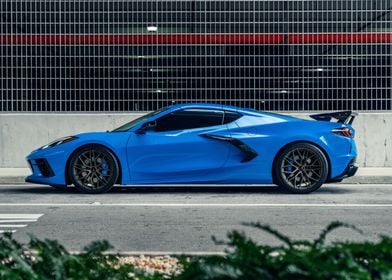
<box><xmin>166</xmin><ymin>103</ymin><xmax>297</xmax><ymax>121</ymax></box>
<box><xmin>167</xmin><ymin>103</ymin><xmax>234</xmax><ymax>111</ymax></box>
<box><xmin>167</xmin><ymin>103</ymin><xmax>259</xmax><ymax>114</ymax></box>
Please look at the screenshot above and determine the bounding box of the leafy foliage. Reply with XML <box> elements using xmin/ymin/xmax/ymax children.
<box><xmin>1</xmin><ymin>222</ymin><xmax>391</xmax><ymax>280</ymax></box>
<box><xmin>178</xmin><ymin>221</ymin><xmax>392</xmax><ymax>280</ymax></box>
<box><xmin>0</xmin><ymin>232</ymin><xmax>157</xmax><ymax>280</ymax></box>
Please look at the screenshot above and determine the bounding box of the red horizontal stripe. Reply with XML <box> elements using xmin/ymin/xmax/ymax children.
<box><xmin>287</xmin><ymin>33</ymin><xmax>392</xmax><ymax>44</ymax></box>
<box><xmin>0</xmin><ymin>33</ymin><xmax>391</xmax><ymax>45</ymax></box>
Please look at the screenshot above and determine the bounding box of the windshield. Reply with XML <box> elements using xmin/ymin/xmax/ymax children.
<box><xmin>112</xmin><ymin>107</ymin><xmax>168</xmax><ymax>132</ymax></box>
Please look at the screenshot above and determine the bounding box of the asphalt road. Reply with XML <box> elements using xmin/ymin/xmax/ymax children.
<box><xmin>0</xmin><ymin>183</ymin><xmax>391</xmax><ymax>253</ymax></box>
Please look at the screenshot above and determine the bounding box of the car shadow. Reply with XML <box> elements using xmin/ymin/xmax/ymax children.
<box><xmin>3</xmin><ymin>184</ymin><xmax>356</xmax><ymax>195</ymax></box>
<box><xmin>112</xmin><ymin>185</ymin><xmax>287</xmax><ymax>194</ymax></box>
<box><xmin>111</xmin><ymin>184</ymin><xmax>355</xmax><ymax>195</ymax></box>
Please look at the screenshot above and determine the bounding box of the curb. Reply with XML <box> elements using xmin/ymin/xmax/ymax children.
<box><xmin>342</xmin><ymin>176</ymin><xmax>392</xmax><ymax>184</ymax></box>
<box><xmin>0</xmin><ymin>177</ymin><xmax>27</xmax><ymax>184</ymax></box>
<box><xmin>70</xmin><ymin>251</ymin><xmax>226</xmax><ymax>256</ymax></box>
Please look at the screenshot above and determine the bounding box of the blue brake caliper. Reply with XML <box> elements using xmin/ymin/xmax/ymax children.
<box><xmin>101</xmin><ymin>159</ymin><xmax>108</xmax><ymax>176</ymax></box>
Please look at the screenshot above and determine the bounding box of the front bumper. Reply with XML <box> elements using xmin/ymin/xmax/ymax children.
<box><xmin>25</xmin><ymin>158</ymin><xmax>58</xmax><ymax>185</ymax></box>
<box><xmin>25</xmin><ymin>149</ymin><xmax>69</xmax><ymax>186</ymax></box>
<box><xmin>29</xmin><ymin>158</ymin><xmax>55</xmax><ymax>177</ymax></box>
<box><xmin>327</xmin><ymin>158</ymin><xmax>359</xmax><ymax>183</ymax></box>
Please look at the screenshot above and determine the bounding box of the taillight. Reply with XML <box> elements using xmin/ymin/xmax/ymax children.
<box><xmin>332</xmin><ymin>127</ymin><xmax>353</xmax><ymax>138</ymax></box>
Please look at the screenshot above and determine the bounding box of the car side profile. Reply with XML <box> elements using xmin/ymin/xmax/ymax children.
<box><xmin>25</xmin><ymin>103</ymin><xmax>358</xmax><ymax>194</ymax></box>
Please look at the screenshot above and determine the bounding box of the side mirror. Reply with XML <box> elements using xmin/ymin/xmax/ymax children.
<box><xmin>135</xmin><ymin>120</ymin><xmax>157</xmax><ymax>134</ymax></box>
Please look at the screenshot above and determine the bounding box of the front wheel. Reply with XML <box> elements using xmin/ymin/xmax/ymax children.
<box><xmin>68</xmin><ymin>146</ymin><xmax>119</xmax><ymax>194</ymax></box>
<box><xmin>274</xmin><ymin>143</ymin><xmax>328</xmax><ymax>194</ymax></box>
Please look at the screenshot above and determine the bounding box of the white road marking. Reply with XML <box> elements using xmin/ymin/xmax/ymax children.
<box><xmin>0</xmin><ymin>219</ymin><xmax>38</xmax><ymax>223</ymax></box>
<box><xmin>0</xmin><ymin>203</ymin><xmax>390</xmax><ymax>207</ymax></box>
<box><xmin>0</xmin><ymin>224</ymin><xmax>27</xmax><ymax>228</ymax></box>
<box><xmin>0</xmin><ymin>214</ymin><xmax>43</xmax><ymax>219</ymax></box>
<box><xmin>0</xmin><ymin>214</ymin><xmax>43</xmax><ymax>233</ymax></box>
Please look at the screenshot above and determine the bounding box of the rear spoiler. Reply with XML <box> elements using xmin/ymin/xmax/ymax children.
<box><xmin>310</xmin><ymin>111</ymin><xmax>357</xmax><ymax>125</ymax></box>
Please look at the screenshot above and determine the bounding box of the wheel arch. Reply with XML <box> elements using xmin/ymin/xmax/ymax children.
<box><xmin>65</xmin><ymin>143</ymin><xmax>123</xmax><ymax>185</ymax></box>
<box><xmin>271</xmin><ymin>140</ymin><xmax>332</xmax><ymax>184</ymax></box>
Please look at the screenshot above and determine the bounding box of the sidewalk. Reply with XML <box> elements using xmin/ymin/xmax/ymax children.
<box><xmin>0</xmin><ymin>167</ymin><xmax>391</xmax><ymax>184</ymax></box>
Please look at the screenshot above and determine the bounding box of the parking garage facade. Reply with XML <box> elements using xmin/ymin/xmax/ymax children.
<box><xmin>0</xmin><ymin>0</ymin><xmax>391</xmax><ymax>112</ymax></box>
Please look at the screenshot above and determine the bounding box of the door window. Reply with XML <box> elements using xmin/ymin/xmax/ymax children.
<box><xmin>155</xmin><ymin>109</ymin><xmax>224</xmax><ymax>132</ymax></box>
<box><xmin>223</xmin><ymin>111</ymin><xmax>242</xmax><ymax>124</ymax></box>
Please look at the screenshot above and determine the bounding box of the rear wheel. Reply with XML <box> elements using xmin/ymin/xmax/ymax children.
<box><xmin>68</xmin><ymin>146</ymin><xmax>119</xmax><ymax>194</ymax></box>
<box><xmin>274</xmin><ymin>143</ymin><xmax>328</xmax><ymax>194</ymax></box>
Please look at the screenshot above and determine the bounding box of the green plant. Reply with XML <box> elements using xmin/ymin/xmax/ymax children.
<box><xmin>1</xmin><ymin>222</ymin><xmax>391</xmax><ymax>280</ymax></box>
<box><xmin>0</xmin><ymin>232</ymin><xmax>160</xmax><ymax>280</ymax></box>
<box><xmin>178</xmin><ymin>222</ymin><xmax>392</xmax><ymax>280</ymax></box>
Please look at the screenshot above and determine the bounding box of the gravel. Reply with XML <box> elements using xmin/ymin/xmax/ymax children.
<box><xmin>118</xmin><ymin>255</ymin><xmax>183</xmax><ymax>276</ymax></box>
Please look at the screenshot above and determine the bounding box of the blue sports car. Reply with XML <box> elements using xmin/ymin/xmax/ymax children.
<box><xmin>26</xmin><ymin>103</ymin><xmax>358</xmax><ymax>194</ymax></box>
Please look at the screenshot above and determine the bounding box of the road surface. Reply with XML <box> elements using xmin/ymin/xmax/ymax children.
<box><xmin>0</xmin><ymin>183</ymin><xmax>391</xmax><ymax>253</ymax></box>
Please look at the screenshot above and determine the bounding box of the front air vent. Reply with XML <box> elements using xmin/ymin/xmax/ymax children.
<box><xmin>35</xmin><ymin>159</ymin><xmax>55</xmax><ymax>177</ymax></box>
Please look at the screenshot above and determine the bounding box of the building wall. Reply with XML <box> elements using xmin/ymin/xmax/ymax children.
<box><xmin>1</xmin><ymin>113</ymin><xmax>391</xmax><ymax>168</ymax></box>
<box><xmin>1</xmin><ymin>0</ymin><xmax>391</xmax><ymax>112</ymax></box>
<box><xmin>1</xmin><ymin>1</ymin><xmax>391</xmax><ymax>169</ymax></box>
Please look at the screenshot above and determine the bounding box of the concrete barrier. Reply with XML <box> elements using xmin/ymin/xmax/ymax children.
<box><xmin>1</xmin><ymin>112</ymin><xmax>391</xmax><ymax>168</ymax></box>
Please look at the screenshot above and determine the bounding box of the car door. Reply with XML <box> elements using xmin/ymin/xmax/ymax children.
<box><xmin>127</xmin><ymin>108</ymin><xmax>231</xmax><ymax>183</ymax></box>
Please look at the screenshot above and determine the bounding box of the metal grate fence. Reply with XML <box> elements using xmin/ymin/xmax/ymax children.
<box><xmin>0</xmin><ymin>0</ymin><xmax>391</xmax><ymax>112</ymax></box>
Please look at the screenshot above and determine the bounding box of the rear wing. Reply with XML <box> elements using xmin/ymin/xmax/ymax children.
<box><xmin>310</xmin><ymin>111</ymin><xmax>357</xmax><ymax>125</ymax></box>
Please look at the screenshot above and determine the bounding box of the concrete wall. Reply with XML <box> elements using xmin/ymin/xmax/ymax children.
<box><xmin>1</xmin><ymin>112</ymin><xmax>391</xmax><ymax>168</ymax></box>
<box><xmin>292</xmin><ymin>113</ymin><xmax>392</xmax><ymax>167</ymax></box>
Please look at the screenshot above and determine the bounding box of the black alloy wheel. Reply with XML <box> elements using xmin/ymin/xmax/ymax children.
<box><xmin>68</xmin><ymin>145</ymin><xmax>119</xmax><ymax>194</ymax></box>
<box><xmin>274</xmin><ymin>143</ymin><xmax>328</xmax><ymax>194</ymax></box>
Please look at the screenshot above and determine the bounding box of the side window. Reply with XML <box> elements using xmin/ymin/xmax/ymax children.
<box><xmin>155</xmin><ymin>109</ymin><xmax>224</xmax><ymax>132</ymax></box>
<box><xmin>223</xmin><ymin>111</ymin><xmax>242</xmax><ymax>124</ymax></box>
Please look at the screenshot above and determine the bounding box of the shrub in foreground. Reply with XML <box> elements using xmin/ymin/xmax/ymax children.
<box><xmin>0</xmin><ymin>222</ymin><xmax>391</xmax><ymax>279</ymax></box>
<box><xmin>179</xmin><ymin>222</ymin><xmax>392</xmax><ymax>280</ymax></box>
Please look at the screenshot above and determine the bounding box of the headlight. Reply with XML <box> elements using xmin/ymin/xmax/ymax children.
<box><xmin>40</xmin><ymin>136</ymin><xmax>78</xmax><ymax>150</ymax></box>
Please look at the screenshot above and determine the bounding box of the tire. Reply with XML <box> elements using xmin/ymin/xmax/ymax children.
<box><xmin>68</xmin><ymin>145</ymin><xmax>119</xmax><ymax>194</ymax></box>
<box><xmin>274</xmin><ymin>142</ymin><xmax>328</xmax><ymax>194</ymax></box>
